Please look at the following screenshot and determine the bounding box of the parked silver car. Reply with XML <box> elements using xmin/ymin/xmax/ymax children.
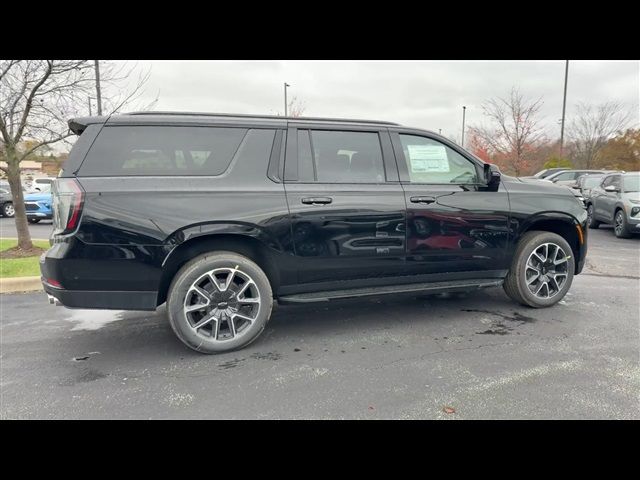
<box><xmin>587</xmin><ymin>172</ymin><xmax>640</xmax><ymax>238</ymax></box>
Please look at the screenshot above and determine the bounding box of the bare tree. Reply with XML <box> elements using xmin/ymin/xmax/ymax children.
<box><xmin>468</xmin><ymin>87</ymin><xmax>546</xmax><ymax>176</ymax></box>
<box><xmin>0</xmin><ymin>60</ymin><xmax>156</xmax><ymax>252</ymax></box>
<box><xmin>272</xmin><ymin>96</ymin><xmax>306</xmax><ymax>117</ymax></box>
<box><xmin>567</xmin><ymin>101</ymin><xmax>632</xmax><ymax>168</ymax></box>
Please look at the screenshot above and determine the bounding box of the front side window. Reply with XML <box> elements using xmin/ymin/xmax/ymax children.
<box><xmin>296</xmin><ymin>130</ymin><xmax>385</xmax><ymax>183</ymax></box>
<box><xmin>552</xmin><ymin>172</ymin><xmax>577</xmax><ymax>182</ymax></box>
<box><xmin>399</xmin><ymin>134</ymin><xmax>478</xmax><ymax>184</ymax></box>
<box><xmin>623</xmin><ymin>175</ymin><xmax>640</xmax><ymax>193</ymax></box>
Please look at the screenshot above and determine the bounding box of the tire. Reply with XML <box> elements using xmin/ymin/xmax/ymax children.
<box><xmin>503</xmin><ymin>231</ymin><xmax>575</xmax><ymax>308</ymax></box>
<box><xmin>2</xmin><ymin>202</ymin><xmax>14</xmax><ymax>218</ymax></box>
<box><xmin>28</xmin><ymin>218</ymin><xmax>41</xmax><ymax>224</ymax></box>
<box><xmin>586</xmin><ymin>204</ymin><xmax>599</xmax><ymax>229</ymax></box>
<box><xmin>614</xmin><ymin>209</ymin><xmax>632</xmax><ymax>239</ymax></box>
<box><xmin>166</xmin><ymin>251</ymin><xmax>273</xmax><ymax>354</ymax></box>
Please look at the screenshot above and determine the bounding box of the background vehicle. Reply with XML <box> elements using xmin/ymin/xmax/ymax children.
<box><xmin>522</xmin><ymin>168</ymin><xmax>569</xmax><ymax>180</ymax></box>
<box><xmin>24</xmin><ymin>189</ymin><xmax>53</xmax><ymax>223</ymax></box>
<box><xmin>544</xmin><ymin>169</ymin><xmax>611</xmax><ymax>187</ymax></box>
<box><xmin>587</xmin><ymin>172</ymin><xmax>640</xmax><ymax>238</ymax></box>
<box><xmin>0</xmin><ymin>187</ymin><xmax>15</xmax><ymax>217</ymax></box>
<box><xmin>575</xmin><ymin>173</ymin><xmax>605</xmax><ymax>201</ymax></box>
<box><xmin>41</xmin><ymin>112</ymin><xmax>588</xmax><ymax>353</ymax></box>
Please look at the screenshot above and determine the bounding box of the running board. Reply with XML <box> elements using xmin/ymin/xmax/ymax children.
<box><xmin>278</xmin><ymin>279</ymin><xmax>504</xmax><ymax>304</ymax></box>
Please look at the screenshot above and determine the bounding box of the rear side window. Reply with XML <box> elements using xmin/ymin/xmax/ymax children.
<box><xmin>295</xmin><ymin>129</ymin><xmax>385</xmax><ymax>183</ymax></box>
<box><xmin>79</xmin><ymin>126</ymin><xmax>247</xmax><ymax>176</ymax></box>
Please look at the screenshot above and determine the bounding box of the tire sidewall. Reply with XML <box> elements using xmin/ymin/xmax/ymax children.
<box><xmin>614</xmin><ymin>210</ymin><xmax>629</xmax><ymax>238</ymax></box>
<box><xmin>514</xmin><ymin>232</ymin><xmax>575</xmax><ymax>308</ymax></box>
<box><xmin>3</xmin><ymin>203</ymin><xmax>14</xmax><ymax>217</ymax></box>
<box><xmin>167</xmin><ymin>252</ymin><xmax>273</xmax><ymax>353</ymax></box>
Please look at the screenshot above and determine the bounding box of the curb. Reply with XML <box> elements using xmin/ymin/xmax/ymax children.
<box><xmin>0</xmin><ymin>276</ymin><xmax>43</xmax><ymax>294</ymax></box>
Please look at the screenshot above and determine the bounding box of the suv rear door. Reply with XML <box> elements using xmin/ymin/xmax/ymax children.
<box><xmin>390</xmin><ymin>130</ymin><xmax>510</xmax><ymax>278</ymax></box>
<box><xmin>283</xmin><ymin>124</ymin><xmax>406</xmax><ymax>286</ymax></box>
<box><xmin>594</xmin><ymin>173</ymin><xmax>622</xmax><ymax>222</ymax></box>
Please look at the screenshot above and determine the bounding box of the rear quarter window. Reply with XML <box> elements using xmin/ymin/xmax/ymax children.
<box><xmin>78</xmin><ymin>126</ymin><xmax>248</xmax><ymax>176</ymax></box>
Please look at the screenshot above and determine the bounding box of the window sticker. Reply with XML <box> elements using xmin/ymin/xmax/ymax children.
<box><xmin>407</xmin><ymin>144</ymin><xmax>450</xmax><ymax>173</ymax></box>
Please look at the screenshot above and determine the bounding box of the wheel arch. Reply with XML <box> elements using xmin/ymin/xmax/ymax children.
<box><xmin>157</xmin><ymin>231</ymin><xmax>282</xmax><ymax>306</ymax></box>
<box><xmin>517</xmin><ymin>213</ymin><xmax>584</xmax><ymax>274</ymax></box>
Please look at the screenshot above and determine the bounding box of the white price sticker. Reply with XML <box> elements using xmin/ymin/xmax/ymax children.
<box><xmin>407</xmin><ymin>144</ymin><xmax>449</xmax><ymax>173</ymax></box>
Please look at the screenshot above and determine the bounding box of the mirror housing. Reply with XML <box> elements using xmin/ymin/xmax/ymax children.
<box><xmin>483</xmin><ymin>163</ymin><xmax>501</xmax><ymax>190</ymax></box>
<box><xmin>604</xmin><ymin>185</ymin><xmax>618</xmax><ymax>193</ymax></box>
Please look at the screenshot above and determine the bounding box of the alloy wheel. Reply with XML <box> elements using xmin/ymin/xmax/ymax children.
<box><xmin>615</xmin><ymin>211</ymin><xmax>624</xmax><ymax>236</ymax></box>
<box><xmin>525</xmin><ymin>243</ymin><xmax>570</xmax><ymax>299</ymax></box>
<box><xmin>183</xmin><ymin>267</ymin><xmax>261</xmax><ymax>343</ymax></box>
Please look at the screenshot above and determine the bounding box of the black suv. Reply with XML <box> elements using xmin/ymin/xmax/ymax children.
<box><xmin>41</xmin><ymin>112</ymin><xmax>588</xmax><ymax>353</ymax></box>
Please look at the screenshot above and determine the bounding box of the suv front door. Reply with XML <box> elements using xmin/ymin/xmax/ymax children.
<box><xmin>283</xmin><ymin>125</ymin><xmax>407</xmax><ymax>288</ymax></box>
<box><xmin>390</xmin><ymin>131</ymin><xmax>510</xmax><ymax>279</ymax></box>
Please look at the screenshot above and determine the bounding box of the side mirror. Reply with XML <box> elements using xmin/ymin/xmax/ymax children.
<box><xmin>483</xmin><ymin>163</ymin><xmax>501</xmax><ymax>189</ymax></box>
<box><xmin>571</xmin><ymin>183</ymin><xmax>581</xmax><ymax>189</ymax></box>
<box><xmin>604</xmin><ymin>185</ymin><xmax>618</xmax><ymax>193</ymax></box>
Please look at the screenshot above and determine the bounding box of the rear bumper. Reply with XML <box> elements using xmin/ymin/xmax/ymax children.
<box><xmin>42</xmin><ymin>280</ymin><xmax>157</xmax><ymax>310</ymax></box>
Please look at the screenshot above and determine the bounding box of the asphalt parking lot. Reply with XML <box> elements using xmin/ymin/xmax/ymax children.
<box><xmin>1</xmin><ymin>225</ymin><xmax>638</xmax><ymax>419</ymax></box>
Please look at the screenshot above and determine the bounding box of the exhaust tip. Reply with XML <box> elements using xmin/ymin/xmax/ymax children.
<box><xmin>47</xmin><ymin>294</ymin><xmax>62</xmax><ymax>306</ymax></box>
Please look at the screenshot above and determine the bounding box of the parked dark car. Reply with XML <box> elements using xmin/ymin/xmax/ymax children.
<box><xmin>587</xmin><ymin>172</ymin><xmax>640</xmax><ymax>238</ymax></box>
<box><xmin>41</xmin><ymin>112</ymin><xmax>589</xmax><ymax>353</ymax></box>
<box><xmin>0</xmin><ymin>187</ymin><xmax>15</xmax><ymax>217</ymax></box>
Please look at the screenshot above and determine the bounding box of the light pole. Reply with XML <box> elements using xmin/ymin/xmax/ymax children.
<box><xmin>439</xmin><ymin>128</ymin><xmax>442</xmax><ymax>135</ymax></box>
<box><xmin>559</xmin><ymin>60</ymin><xmax>569</xmax><ymax>157</ymax></box>
<box><xmin>94</xmin><ymin>60</ymin><xmax>103</xmax><ymax>115</ymax></box>
<box><xmin>284</xmin><ymin>82</ymin><xmax>290</xmax><ymax>117</ymax></box>
<box><xmin>461</xmin><ymin>106</ymin><xmax>467</xmax><ymax>147</ymax></box>
<box><xmin>88</xmin><ymin>96</ymin><xmax>95</xmax><ymax>116</ymax></box>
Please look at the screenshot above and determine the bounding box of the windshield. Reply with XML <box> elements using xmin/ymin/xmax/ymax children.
<box><xmin>623</xmin><ymin>175</ymin><xmax>640</xmax><ymax>192</ymax></box>
<box><xmin>583</xmin><ymin>176</ymin><xmax>603</xmax><ymax>188</ymax></box>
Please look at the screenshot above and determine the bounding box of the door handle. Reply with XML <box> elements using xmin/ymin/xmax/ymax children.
<box><xmin>410</xmin><ymin>196</ymin><xmax>436</xmax><ymax>204</ymax></box>
<box><xmin>301</xmin><ymin>197</ymin><xmax>333</xmax><ymax>205</ymax></box>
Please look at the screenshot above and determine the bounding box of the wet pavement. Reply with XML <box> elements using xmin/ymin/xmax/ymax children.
<box><xmin>1</xmin><ymin>227</ymin><xmax>638</xmax><ymax>419</ymax></box>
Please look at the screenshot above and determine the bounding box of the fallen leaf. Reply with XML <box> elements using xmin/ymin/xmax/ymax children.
<box><xmin>443</xmin><ymin>406</ymin><xmax>456</xmax><ymax>414</ymax></box>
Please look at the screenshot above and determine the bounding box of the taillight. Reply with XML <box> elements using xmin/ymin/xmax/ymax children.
<box><xmin>52</xmin><ymin>178</ymin><xmax>84</xmax><ymax>235</ymax></box>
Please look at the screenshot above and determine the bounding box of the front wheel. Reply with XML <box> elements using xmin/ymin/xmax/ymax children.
<box><xmin>503</xmin><ymin>231</ymin><xmax>575</xmax><ymax>308</ymax></box>
<box><xmin>166</xmin><ymin>251</ymin><xmax>273</xmax><ymax>354</ymax></box>
<box><xmin>614</xmin><ymin>209</ymin><xmax>632</xmax><ymax>239</ymax></box>
<box><xmin>2</xmin><ymin>202</ymin><xmax>14</xmax><ymax>217</ymax></box>
<box><xmin>586</xmin><ymin>204</ymin><xmax>600</xmax><ymax>229</ymax></box>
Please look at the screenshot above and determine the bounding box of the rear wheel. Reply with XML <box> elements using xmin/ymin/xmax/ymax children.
<box><xmin>504</xmin><ymin>231</ymin><xmax>575</xmax><ymax>308</ymax></box>
<box><xmin>614</xmin><ymin>209</ymin><xmax>631</xmax><ymax>238</ymax></box>
<box><xmin>2</xmin><ymin>202</ymin><xmax>14</xmax><ymax>217</ymax></box>
<box><xmin>166</xmin><ymin>251</ymin><xmax>273</xmax><ymax>353</ymax></box>
<box><xmin>586</xmin><ymin>204</ymin><xmax>599</xmax><ymax>229</ymax></box>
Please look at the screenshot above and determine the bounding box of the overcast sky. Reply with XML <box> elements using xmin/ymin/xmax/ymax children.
<box><xmin>110</xmin><ymin>60</ymin><xmax>639</xmax><ymax>143</ymax></box>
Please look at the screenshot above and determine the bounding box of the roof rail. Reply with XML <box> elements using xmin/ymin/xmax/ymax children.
<box><xmin>124</xmin><ymin>111</ymin><xmax>400</xmax><ymax>126</ymax></box>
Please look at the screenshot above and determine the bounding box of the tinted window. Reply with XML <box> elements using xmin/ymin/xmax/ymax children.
<box><xmin>552</xmin><ymin>172</ymin><xmax>577</xmax><ymax>181</ymax></box>
<box><xmin>310</xmin><ymin>130</ymin><xmax>385</xmax><ymax>183</ymax></box>
<box><xmin>583</xmin><ymin>176</ymin><xmax>602</xmax><ymax>188</ymax></box>
<box><xmin>601</xmin><ymin>175</ymin><xmax>617</xmax><ymax>188</ymax></box>
<box><xmin>80</xmin><ymin>126</ymin><xmax>247</xmax><ymax>176</ymax></box>
<box><xmin>399</xmin><ymin>134</ymin><xmax>478</xmax><ymax>184</ymax></box>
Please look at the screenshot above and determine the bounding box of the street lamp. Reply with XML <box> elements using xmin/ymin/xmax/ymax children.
<box><xmin>461</xmin><ymin>106</ymin><xmax>467</xmax><ymax>147</ymax></box>
<box><xmin>560</xmin><ymin>60</ymin><xmax>569</xmax><ymax>157</ymax></box>
<box><xmin>284</xmin><ymin>83</ymin><xmax>290</xmax><ymax>117</ymax></box>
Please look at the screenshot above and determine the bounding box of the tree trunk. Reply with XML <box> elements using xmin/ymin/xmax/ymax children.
<box><xmin>5</xmin><ymin>148</ymin><xmax>33</xmax><ymax>250</ymax></box>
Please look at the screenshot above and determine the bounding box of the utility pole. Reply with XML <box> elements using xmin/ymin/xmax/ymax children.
<box><xmin>439</xmin><ymin>128</ymin><xmax>442</xmax><ymax>135</ymax></box>
<box><xmin>461</xmin><ymin>106</ymin><xmax>467</xmax><ymax>147</ymax></box>
<box><xmin>94</xmin><ymin>60</ymin><xmax>103</xmax><ymax>115</ymax></box>
<box><xmin>284</xmin><ymin>83</ymin><xmax>290</xmax><ymax>117</ymax></box>
<box><xmin>88</xmin><ymin>96</ymin><xmax>93</xmax><ymax>116</ymax></box>
<box><xmin>559</xmin><ymin>60</ymin><xmax>569</xmax><ymax>157</ymax></box>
